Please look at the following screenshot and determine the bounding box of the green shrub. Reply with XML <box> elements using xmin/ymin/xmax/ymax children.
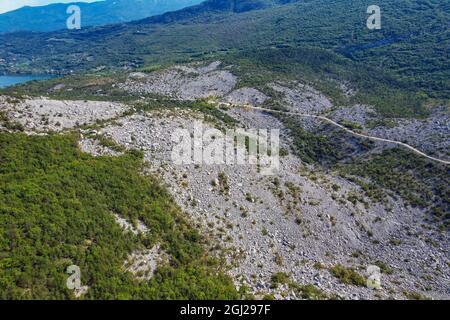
<box><xmin>329</xmin><ymin>265</ymin><xmax>366</xmax><ymax>287</ymax></box>
<box><xmin>270</xmin><ymin>272</ymin><xmax>290</xmax><ymax>289</ymax></box>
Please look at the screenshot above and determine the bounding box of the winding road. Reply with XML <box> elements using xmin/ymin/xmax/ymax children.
<box><xmin>234</xmin><ymin>104</ymin><xmax>450</xmax><ymax>166</ymax></box>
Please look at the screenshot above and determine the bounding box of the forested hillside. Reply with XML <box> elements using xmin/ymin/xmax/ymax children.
<box><xmin>0</xmin><ymin>0</ymin><xmax>448</xmax><ymax>99</ymax></box>
<box><xmin>0</xmin><ymin>133</ymin><xmax>238</xmax><ymax>299</ymax></box>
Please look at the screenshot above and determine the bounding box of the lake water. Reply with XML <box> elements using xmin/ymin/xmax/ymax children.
<box><xmin>0</xmin><ymin>75</ymin><xmax>52</xmax><ymax>89</ymax></box>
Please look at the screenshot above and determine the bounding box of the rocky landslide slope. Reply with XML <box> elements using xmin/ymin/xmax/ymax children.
<box><xmin>0</xmin><ymin>61</ymin><xmax>448</xmax><ymax>300</ymax></box>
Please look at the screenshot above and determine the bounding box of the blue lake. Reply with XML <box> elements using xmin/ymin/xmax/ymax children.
<box><xmin>0</xmin><ymin>75</ymin><xmax>52</xmax><ymax>89</ymax></box>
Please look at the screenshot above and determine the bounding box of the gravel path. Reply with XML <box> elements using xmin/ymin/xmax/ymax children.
<box><xmin>237</xmin><ymin>105</ymin><xmax>450</xmax><ymax>165</ymax></box>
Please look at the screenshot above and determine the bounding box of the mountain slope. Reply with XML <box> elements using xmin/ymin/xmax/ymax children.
<box><xmin>134</xmin><ymin>0</ymin><xmax>299</xmax><ymax>23</ymax></box>
<box><xmin>0</xmin><ymin>0</ymin><xmax>203</xmax><ymax>33</ymax></box>
<box><xmin>0</xmin><ymin>62</ymin><xmax>448</xmax><ymax>299</ymax></box>
<box><xmin>0</xmin><ymin>0</ymin><xmax>448</xmax><ymax>99</ymax></box>
<box><xmin>0</xmin><ymin>0</ymin><xmax>448</xmax><ymax>300</ymax></box>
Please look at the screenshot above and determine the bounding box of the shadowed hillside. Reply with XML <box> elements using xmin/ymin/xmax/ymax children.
<box><xmin>0</xmin><ymin>0</ymin><xmax>203</xmax><ymax>33</ymax></box>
